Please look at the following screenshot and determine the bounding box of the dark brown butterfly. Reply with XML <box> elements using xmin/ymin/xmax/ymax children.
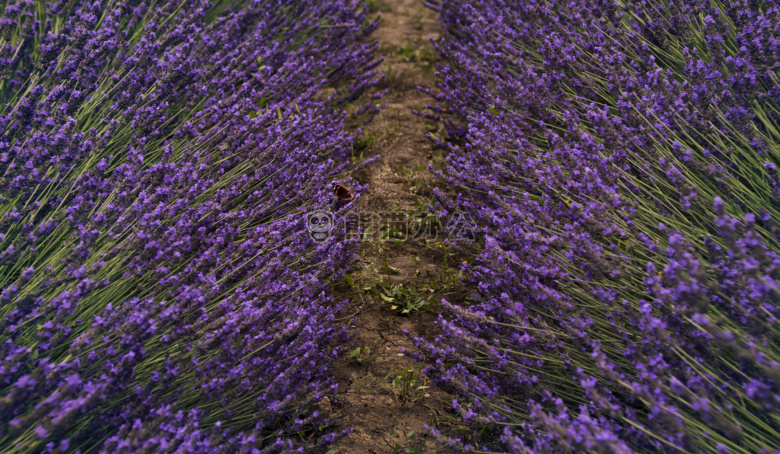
<box><xmin>332</xmin><ymin>182</ymin><xmax>354</xmax><ymax>200</ymax></box>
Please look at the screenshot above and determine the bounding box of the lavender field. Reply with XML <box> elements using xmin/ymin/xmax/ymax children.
<box><xmin>415</xmin><ymin>0</ymin><xmax>780</xmax><ymax>452</ymax></box>
<box><xmin>0</xmin><ymin>0</ymin><xmax>381</xmax><ymax>451</ymax></box>
<box><xmin>1</xmin><ymin>0</ymin><xmax>779</xmax><ymax>452</ymax></box>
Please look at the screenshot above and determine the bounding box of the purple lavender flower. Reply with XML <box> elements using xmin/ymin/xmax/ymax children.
<box><xmin>413</xmin><ymin>0</ymin><xmax>780</xmax><ymax>451</ymax></box>
<box><xmin>0</xmin><ymin>0</ymin><xmax>378</xmax><ymax>451</ymax></box>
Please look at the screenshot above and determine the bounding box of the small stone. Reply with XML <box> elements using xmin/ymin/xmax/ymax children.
<box><xmin>318</xmin><ymin>396</ymin><xmax>332</xmax><ymax>413</ymax></box>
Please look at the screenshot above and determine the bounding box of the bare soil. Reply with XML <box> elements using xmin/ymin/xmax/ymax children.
<box><xmin>317</xmin><ymin>1</ymin><xmax>478</xmax><ymax>453</ymax></box>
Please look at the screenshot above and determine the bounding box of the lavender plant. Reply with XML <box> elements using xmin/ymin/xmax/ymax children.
<box><xmin>415</xmin><ymin>0</ymin><xmax>780</xmax><ymax>452</ymax></box>
<box><xmin>1</xmin><ymin>0</ymin><xmax>380</xmax><ymax>451</ymax></box>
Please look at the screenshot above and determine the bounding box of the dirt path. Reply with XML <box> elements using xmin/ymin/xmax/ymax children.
<box><xmin>320</xmin><ymin>1</ymin><xmax>473</xmax><ymax>453</ymax></box>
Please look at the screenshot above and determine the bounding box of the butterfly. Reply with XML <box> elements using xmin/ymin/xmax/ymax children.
<box><xmin>332</xmin><ymin>182</ymin><xmax>354</xmax><ymax>200</ymax></box>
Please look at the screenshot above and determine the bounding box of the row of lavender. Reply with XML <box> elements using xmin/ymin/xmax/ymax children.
<box><xmin>417</xmin><ymin>0</ymin><xmax>780</xmax><ymax>452</ymax></box>
<box><xmin>0</xmin><ymin>0</ymin><xmax>378</xmax><ymax>452</ymax></box>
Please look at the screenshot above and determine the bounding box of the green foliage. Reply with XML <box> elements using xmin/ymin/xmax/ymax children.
<box><xmin>384</xmin><ymin>365</ymin><xmax>429</xmax><ymax>401</ymax></box>
<box><xmin>369</xmin><ymin>281</ymin><xmax>433</xmax><ymax>315</ymax></box>
<box><xmin>411</xmin><ymin>14</ymin><xmax>424</xmax><ymax>31</ymax></box>
<box><xmin>387</xmin><ymin>429</ymin><xmax>435</xmax><ymax>454</ymax></box>
<box><xmin>348</xmin><ymin>346</ymin><xmax>374</xmax><ymax>365</ymax></box>
<box><xmin>367</xmin><ymin>0</ymin><xmax>392</xmax><ymax>13</ymax></box>
<box><xmin>395</xmin><ymin>44</ymin><xmax>438</xmax><ymax>63</ymax></box>
<box><xmin>353</xmin><ymin>130</ymin><xmax>378</xmax><ymax>151</ymax></box>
